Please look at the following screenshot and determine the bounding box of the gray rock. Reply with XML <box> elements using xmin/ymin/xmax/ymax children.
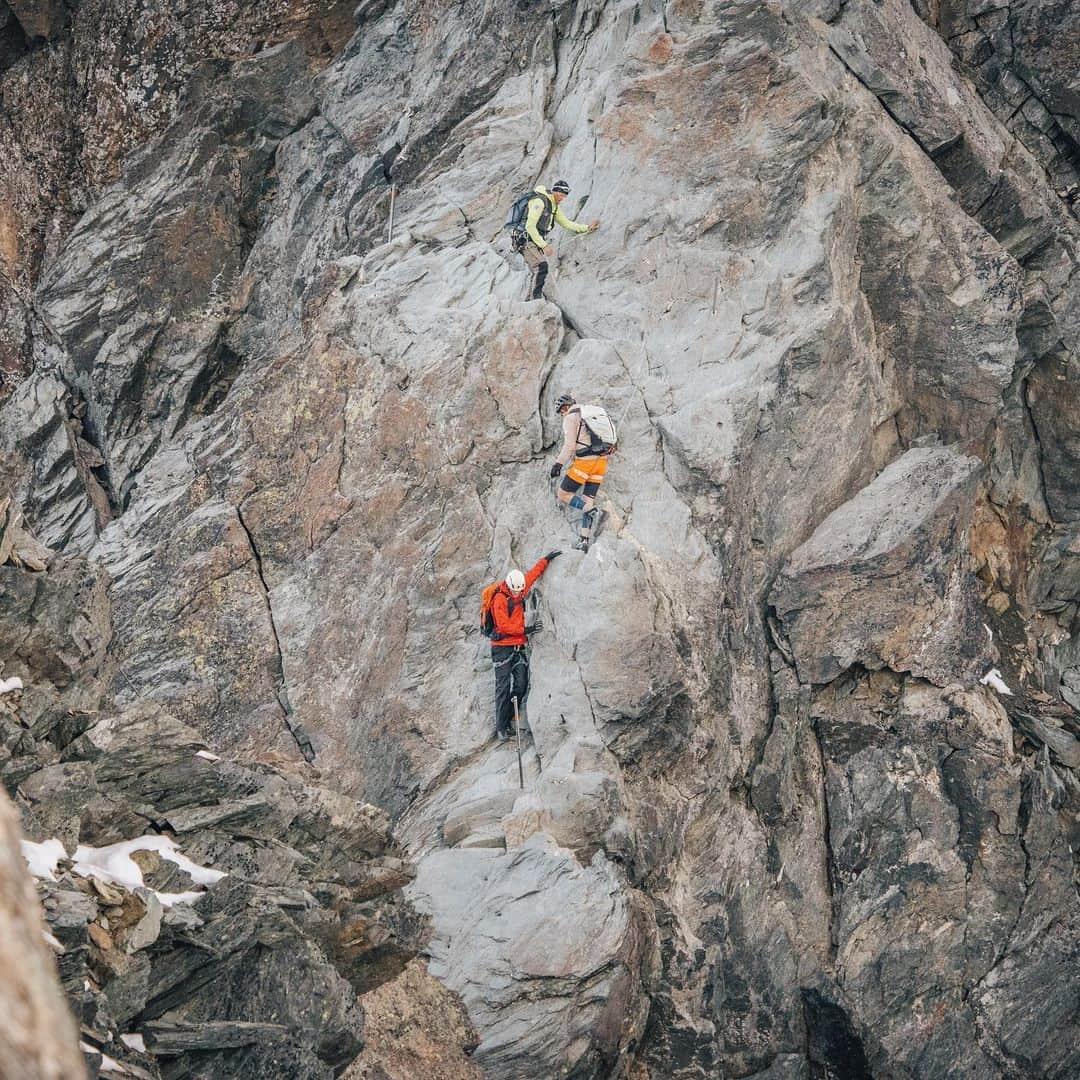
<box><xmin>119</xmin><ymin>889</ymin><xmax>163</xmax><ymax>954</ymax></box>
<box><xmin>410</xmin><ymin>835</ymin><xmax>656</xmax><ymax>1079</ymax></box>
<box><xmin>143</xmin><ymin>1017</ymin><xmax>290</xmax><ymax>1053</ymax></box>
<box><xmin>18</xmin><ymin>760</ymin><xmax>98</xmax><ymax>848</ymax></box>
<box><xmin>770</xmin><ymin>447</ymin><xmax>985</xmax><ymax>685</ymax></box>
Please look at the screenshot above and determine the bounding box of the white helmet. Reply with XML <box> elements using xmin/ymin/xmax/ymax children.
<box><xmin>505</xmin><ymin>569</ymin><xmax>526</xmax><ymax>594</ymax></box>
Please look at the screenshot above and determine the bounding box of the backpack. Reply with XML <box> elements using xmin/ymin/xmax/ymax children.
<box><xmin>576</xmin><ymin>404</ymin><xmax>618</xmax><ymax>456</ymax></box>
<box><xmin>480</xmin><ymin>581</ymin><xmax>501</xmax><ymax>638</ymax></box>
<box><xmin>504</xmin><ymin>189</ymin><xmax>554</xmax><ymax>234</ymax></box>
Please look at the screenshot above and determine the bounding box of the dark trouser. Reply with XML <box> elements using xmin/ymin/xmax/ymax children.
<box><xmin>493</xmin><ymin>645</ymin><xmax>529</xmax><ymax>737</ymax></box>
<box><xmin>522</xmin><ymin>242</ymin><xmax>549</xmax><ymax>299</ymax></box>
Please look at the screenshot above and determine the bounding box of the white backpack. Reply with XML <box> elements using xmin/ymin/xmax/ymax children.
<box><xmin>576</xmin><ymin>404</ymin><xmax>617</xmax><ymax>456</ymax></box>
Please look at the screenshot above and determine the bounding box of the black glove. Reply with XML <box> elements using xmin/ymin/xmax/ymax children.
<box><xmin>549</xmin><ymin>462</ymin><xmax>562</xmax><ymax>478</ymax></box>
<box><xmin>544</xmin><ymin>550</ymin><xmax>563</xmax><ymax>562</ymax></box>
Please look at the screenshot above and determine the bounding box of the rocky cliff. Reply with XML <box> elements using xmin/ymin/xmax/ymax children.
<box><xmin>0</xmin><ymin>1</ymin><xmax>1078</xmax><ymax>1077</ymax></box>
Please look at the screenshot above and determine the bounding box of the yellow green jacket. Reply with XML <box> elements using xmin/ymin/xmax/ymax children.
<box><xmin>525</xmin><ymin>187</ymin><xmax>590</xmax><ymax>249</ymax></box>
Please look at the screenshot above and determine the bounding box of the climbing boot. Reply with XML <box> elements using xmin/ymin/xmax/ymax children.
<box><xmin>589</xmin><ymin>509</ymin><xmax>608</xmax><ymax>542</ymax></box>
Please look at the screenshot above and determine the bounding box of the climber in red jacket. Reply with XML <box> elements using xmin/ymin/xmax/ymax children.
<box><xmin>489</xmin><ymin>552</ymin><xmax>560</xmax><ymax>741</ymax></box>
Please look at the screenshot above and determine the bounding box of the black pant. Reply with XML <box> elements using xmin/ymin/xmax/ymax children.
<box><xmin>493</xmin><ymin>646</ymin><xmax>529</xmax><ymax>737</ymax></box>
<box><xmin>530</xmin><ymin>260</ymin><xmax>549</xmax><ymax>299</ymax></box>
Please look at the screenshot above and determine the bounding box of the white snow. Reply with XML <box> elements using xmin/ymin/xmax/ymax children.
<box><xmin>0</xmin><ymin>675</ymin><xmax>24</xmax><ymax>695</ymax></box>
<box><xmin>79</xmin><ymin>1043</ymin><xmax>128</xmax><ymax>1074</ymax></box>
<box><xmin>42</xmin><ymin>929</ymin><xmax>64</xmax><ymax>952</ymax></box>
<box><xmin>72</xmin><ymin>835</ymin><xmax>226</xmax><ymax>908</ymax></box>
<box><xmin>21</xmin><ymin>838</ymin><xmax>67</xmax><ymax>881</ymax></box>
<box><xmin>120</xmin><ymin>1034</ymin><xmax>145</xmax><ymax>1053</ymax></box>
<box><xmin>158</xmin><ymin>889</ymin><xmax>205</xmax><ymax>906</ymax></box>
<box><xmin>195</xmin><ymin>749</ymin><xmax>220</xmax><ymax>762</ymax></box>
<box><xmin>980</xmin><ymin>668</ymin><xmax>1014</xmax><ymax>696</ymax></box>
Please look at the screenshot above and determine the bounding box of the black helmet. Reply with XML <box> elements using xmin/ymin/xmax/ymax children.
<box><xmin>555</xmin><ymin>393</ymin><xmax>576</xmax><ymax>411</ymax></box>
<box><xmin>551</xmin><ymin>179</ymin><xmax>571</xmax><ymax>194</ymax></box>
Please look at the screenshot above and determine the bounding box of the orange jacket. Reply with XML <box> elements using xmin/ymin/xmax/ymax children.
<box><xmin>490</xmin><ymin>557</ymin><xmax>550</xmax><ymax>646</ymax></box>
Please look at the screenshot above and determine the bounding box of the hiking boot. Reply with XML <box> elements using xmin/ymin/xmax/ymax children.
<box><xmin>574</xmin><ymin>536</ymin><xmax>590</xmax><ymax>553</ymax></box>
<box><xmin>496</xmin><ymin>729</ymin><xmax>511</xmax><ymax>743</ymax></box>
<box><xmin>590</xmin><ymin>509</ymin><xmax>608</xmax><ymax>541</ymax></box>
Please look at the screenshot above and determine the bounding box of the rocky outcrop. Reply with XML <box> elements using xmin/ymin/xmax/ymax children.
<box><xmin>916</xmin><ymin>1</ymin><xmax>1080</xmax><ymax>208</ymax></box>
<box><xmin>0</xmin><ymin>541</ymin><xmax>429</xmax><ymax>1077</ymax></box>
<box><xmin>770</xmin><ymin>447</ymin><xmax>985</xmax><ymax>685</ymax></box>
<box><xmin>0</xmin><ymin>0</ymin><xmax>1078</xmax><ymax>1077</ymax></box>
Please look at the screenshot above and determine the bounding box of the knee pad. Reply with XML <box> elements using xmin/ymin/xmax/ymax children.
<box><xmin>581</xmin><ymin>508</ymin><xmax>597</xmax><ymax>529</ymax></box>
<box><xmin>569</xmin><ymin>494</ymin><xmax>586</xmax><ymax>511</ymax></box>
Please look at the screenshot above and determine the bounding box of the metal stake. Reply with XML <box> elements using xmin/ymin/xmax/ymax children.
<box><xmin>512</xmin><ymin>695</ymin><xmax>524</xmax><ymax>790</ymax></box>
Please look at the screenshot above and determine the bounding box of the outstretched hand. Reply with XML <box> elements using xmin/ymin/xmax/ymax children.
<box><xmin>544</xmin><ymin>550</ymin><xmax>563</xmax><ymax>563</ymax></box>
<box><xmin>589</xmin><ymin>219</ymin><xmax>601</xmax><ymax>232</ymax></box>
<box><xmin>544</xmin><ymin>245</ymin><xmax>553</xmax><ymax>256</ymax></box>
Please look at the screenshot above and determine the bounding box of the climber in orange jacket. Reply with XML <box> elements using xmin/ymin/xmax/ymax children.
<box><xmin>489</xmin><ymin>552</ymin><xmax>560</xmax><ymax>741</ymax></box>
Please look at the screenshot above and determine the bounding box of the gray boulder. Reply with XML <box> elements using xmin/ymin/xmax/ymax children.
<box><xmin>771</xmin><ymin>447</ymin><xmax>985</xmax><ymax>685</ymax></box>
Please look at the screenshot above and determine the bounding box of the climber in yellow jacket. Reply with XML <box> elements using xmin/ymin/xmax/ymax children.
<box><xmin>507</xmin><ymin>180</ymin><xmax>600</xmax><ymax>300</ymax></box>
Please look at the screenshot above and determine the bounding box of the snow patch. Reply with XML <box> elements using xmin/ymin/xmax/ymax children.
<box><xmin>72</xmin><ymin>835</ymin><xmax>226</xmax><ymax>908</ymax></box>
<box><xmin>42</xmin><ymin>929</ymin><xmax>64</xmax><ymax>952</ymax></box>
<box><xmin>80</xmin><ymin>1043</ymin><xmax>128</xmax><ymax>1075</ymax></box>
<box><xmin>980</xmin><ymin>668</ymin><xmax>1013</xmax><ymax>696</ymax></box>
<box><xmin>120</xmin><ymin>1033</ymin><xmax>145</xmax><ymax>1053</ymax></box>
<box><xmin>0</xmin><ymin>675</ymin><xmax>24</xmax><ymax>695</ymax></box>
<box><xmin>195</xmin><ymin>749</ymin><xmax>220</xmax><ymax>762</ymax></box>
<box><xmin>21</xmin><ymin>837</ymin><xmax>66</xmax><ymax>881</ymax></box>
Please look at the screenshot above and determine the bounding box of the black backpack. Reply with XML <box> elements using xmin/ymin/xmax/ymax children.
<box><xmin>504</xmin><ymin>189</ymin><xmax>553</xmax><ymax>233</ymax></box>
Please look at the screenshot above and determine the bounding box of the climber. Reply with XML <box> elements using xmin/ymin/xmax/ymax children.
<box><xmin>482</xmin><ymin>552</ymin><xmax>561</xmax><ymax>742</ymax></box>
<box><xmin>549</xmin><ymin>393</ymin><xmax>617</xmax><ymax>553</ymax></box>
<box><xmin>505</xmin><ymin>180</ymin><xmax>600</xmax><ymax>300</ymax></box>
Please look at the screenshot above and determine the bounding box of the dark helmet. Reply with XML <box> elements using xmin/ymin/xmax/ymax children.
<box><xmin>555</xmin><ymin>393</ymin><xmax>576</xmax><ymax>411</ymax></box>
<box><xmin>551</xmin><ymin>179</ymin><xmax>571</xmax><ymax>194</ymax></box>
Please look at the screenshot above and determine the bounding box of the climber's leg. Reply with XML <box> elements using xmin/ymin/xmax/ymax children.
<box><xmin>562</xmin><ymin>458</ymin><xmax>608</xmax><ymax>550</ymax></box>
<box><xmin>557</xmin><ymin>473</ymin><xmax>583</xmax><ymax>508</ymax></box>
<box><xmin>493</xmin><ymin>646</ymin><xmax>516</xmax><ymax>740</ymax></box>
<box><xmin>522</xmin><ymin>244</ymin><xmax>549</xmax><ymax>300</ymax></box>
<box><xmin>511</xmin><ymin>650</ymin><xmax>530</xmax><ymax>729</ymax></box>
<box><xmin>574</xmin><ymin>475</ymin><xmax>606</xmax><ymax>552</ymax></box>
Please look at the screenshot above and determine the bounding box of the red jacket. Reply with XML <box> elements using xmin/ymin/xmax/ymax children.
<box><xmin>490</xmin><ymin>557</ymin><xmax>550</xmax><ymax>647</ymax></box>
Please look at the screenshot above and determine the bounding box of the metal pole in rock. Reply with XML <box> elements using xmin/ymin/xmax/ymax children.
<box><xmin>387</xmin><ymin>187</ymin><xmax>397</xmax><ymax>244</ymax></box>
<box><xmin>512</xmin><ymin>695</ymin><xmax>524</xmax><ymax>790</ymax></box>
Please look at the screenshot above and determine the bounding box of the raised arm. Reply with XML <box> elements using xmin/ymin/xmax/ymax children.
<box><xmin>523</xmin><ymin>556</ymin><xmax>551</xmax><ymax>593</ymax></box>
<box><xmin>554</xmin><ymin>204</ymin><xmax>592</xmax><ymax>235</ymax></box>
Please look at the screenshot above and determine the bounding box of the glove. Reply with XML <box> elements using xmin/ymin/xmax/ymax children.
<box><xmin>549</xmin><ymin>462</ymin><xmax>562</xmax><ymax>478</ymax></box>
<box><xmin>544</xmin><ymin>550</ymin><xmax>563</xmax><ymax>563</ymax></box>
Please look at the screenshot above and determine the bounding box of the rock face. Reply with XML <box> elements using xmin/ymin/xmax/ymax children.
<box><xmin>0</xmin><ymin>0</ymin><xmax>1078</xmax><ymax>1078</ymax></box>
<box><xmin>0</xmin><ymin>518</ymin><xmax>431</xmax><ymax>1077</ymax></box>
<box><xmin>770</xmin><ymin>447</ymin><xmax>985</xmax><ymax>685</ymax></box>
